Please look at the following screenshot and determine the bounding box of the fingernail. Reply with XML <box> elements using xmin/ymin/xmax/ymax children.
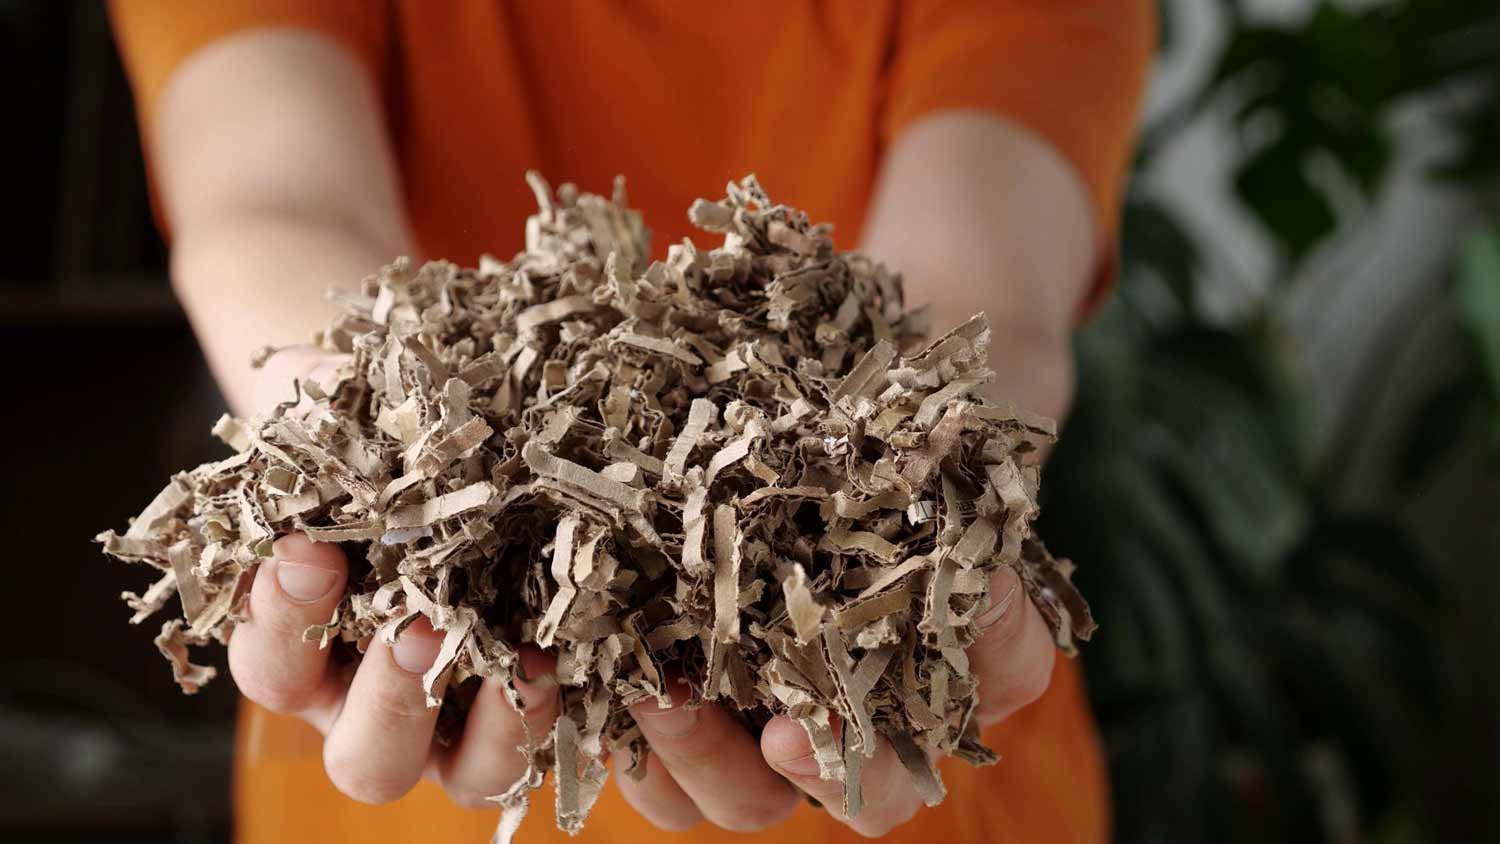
<box><xmin>392</xmin><ymin>630</ymin><xmax>443</xmax><ymax>674</ymax></box>
<box><xmin>515</xmin><ymin>648</ymin><xmax>557</xmax><ymax>712</ymax></box>
<box><xmin>976</xmin><ymin>568</ymin><xmax>1022</xmax><ymax>630</ymax></box>
<box><xmin>773</xmin><ymin>752</ymin><xmax>822</xmax><ymax>777</ymax></box>
<box><xmin>636</xmin><ymin>701</ymin><xmax>699</xmax><ymax>738</ymax></box>
<box><xmin>275</xmin><ymin>560</ymin><xmax>341</xmax><ymax>603</ymax></box>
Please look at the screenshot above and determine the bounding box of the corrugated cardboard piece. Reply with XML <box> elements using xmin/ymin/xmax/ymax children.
<box><xmin>99</xmin><ymin>174</ymin><xmax>1095</xmax><ymax>840</ymax></box>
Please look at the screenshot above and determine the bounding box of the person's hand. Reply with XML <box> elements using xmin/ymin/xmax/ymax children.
<box><xmin>615</xmin><ymin>323</ymin><xmax>1075</xmax><ymax>837</ymax></box>
<box><xmin>229</xmin><ymin>346</ymin><xmax>566</xmax><ymax>808</ymax></box>
<box><xmin>230</xmin><ymin>532</ymin><xmax>563</xmax><ymax>808</ymax></box>
<box><xmin>233</xmin><ymin>531</ymin><xmax>1054</xmax><ymax>833</ymax></box>
<box><xmin>616</xmin><ymin>565</ymin><xmax>1057</xmax><ymax>836</ymax></box>
<box><xmin>231</xmin><ymin>331</ymin><xmax>1072</xmax><ymax>835</ymax></box>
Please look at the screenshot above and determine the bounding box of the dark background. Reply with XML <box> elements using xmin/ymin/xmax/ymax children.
<box><xmin>1</xmin><ymin>3</ymin><xmax>1496</xmax><ymax>843</ymax></box>
<box><xmin>2</xmin><ymin>4</ymin><xmax>234</xmax><ymax>842</ymax></box>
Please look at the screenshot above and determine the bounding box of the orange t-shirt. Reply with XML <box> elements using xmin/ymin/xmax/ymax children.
<box><xmin>110</xmin><ymin>3</ymin><xmax>1153</xmax><ymax>843</ymax></box>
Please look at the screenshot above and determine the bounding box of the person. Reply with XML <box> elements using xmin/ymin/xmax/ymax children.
<box><xmin>109</xmin><ymin>2</ymin><xmax>1153</xmax><ymax>842</ymax></box>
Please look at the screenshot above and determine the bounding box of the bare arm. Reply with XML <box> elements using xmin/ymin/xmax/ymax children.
<box><xmin>726</xmin><ymin>112</ymin><xmax>1099</xmax><ymax>837</ymax></box>
<box><xmin>149</xmin><ymin>30</ymin><xmax>572</xmax><ymax>815</ymax></box>
<box><xmin>860</xmin><ymin>110</ymin><xmax>1099</xmax><ymax>423</ymax></box>
<box><xmin>152</xmin><ymin>30</ymin><xmax>414</xmax><ymax>414</ymax></box>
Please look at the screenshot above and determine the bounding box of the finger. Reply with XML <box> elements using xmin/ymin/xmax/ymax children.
<box><xmin>628</xmin><ymin>680</ymin><xmax>798</xmax><ymax>832</ymax></box>
<box><xmin>761</xmin><ymin>717</ymin><xmax>923</xmax><ymax>838</ymax></box>
<box><xmin>227</xmin><ymin>533</ymin><xmax>349</xmax><ymax>729</ymax></box>
<box><xmin>969</xmin><ymin>566</ymin><xmax>1056</xmax><ymax>726</ymax></box>
<box><xmin>436</xmin><ymin>646</ymin><xmax>560</xmax><ymax>809</ymax></box>
<box><xmin>321</xmin><ymin>615</ymin><xmax>446</xmax><ymax>804</ymax></box>
<box><xmin>613</xmin><ymin>746</ymin><xmax>704</xmax><ymax>832</ymax></box>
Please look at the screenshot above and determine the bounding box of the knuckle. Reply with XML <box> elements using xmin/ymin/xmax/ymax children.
<box><xmin>323</xmin><ymin>748</ymin><xmax>412</xmax><ymax>805</ymax></box>
<box><xmin>646</xmin><ymin>811</ymin><xmax>703</xmax><ymax>833</ymax></box>
<box><xmin>711</xmin><ymin>793</ymin><xmax>797</xmax><ymax>832</ymax></box>
<box><xmin>641</xmin><ymin>717</ymin><xmax>719</xmax><ymax>769</ymax></box>
<box><xmin>364</xmin><ymin>682</ymin><xmax>433</xmax><ymax>726</ymax></box>
<box><xmin>781</xmin><ymin>771</ymin><xmax>839</xmax><ymax>801</ymax></box>
<box><xmin>229</xmin><ymin>648</ymin><xmax>315</xmax><ymax>715</ymax></box>
<box><xmin>660</xmin><ymin>737</ymin><xmax>719</xmax><ymax>771</ymax></box>
<box><xmin>261</xmin><ymin>604</ymin><xmax>319</xmax><ymax>643</ymax></box>
<box><xmin>619</xmin><ymin>777</ymin><xmax>703</xmax><ymax>832</ymax></box>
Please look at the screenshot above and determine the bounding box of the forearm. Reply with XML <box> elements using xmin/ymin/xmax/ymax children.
<box><xmin>860</xmin><ymin>111</ymin><xmax>1099</xmax><ymax>421</ymax></box>
<box><xmin>149</xmin><ymin>30</ymin><xmax>413</xmax><ymax>416</ymax></box>
<box><xmin>172</xmin><ymin>210</ymin><xmax>408</xmax><ymax>415</ymax></box>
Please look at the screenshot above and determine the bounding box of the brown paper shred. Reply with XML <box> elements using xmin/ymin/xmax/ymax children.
<box><xmin>833</xmin><ymin>339</ymin><xmax>897</xmax><ymax>403</ymax></box>
<box><xmin>841</xmin><ymin>728</ymin><xmax>866</xmax><ymax>817</ymax></box>
<box><xmin>791</xmin><ymin>704</ymin><xmax>846</xmax><ymax>782</ymax></box>
<box><xmin>387</xmin><ymin>482</ymin><xmax>498</xmax><ymax>529</ymax></box>
<box><xmin>824</xmin><ymin>625</ymin><xmax>895</xmax><ymax>758</ymax></box>
<box><xmin>515</xmin><ymin>294</ymin><xmax>596</xmax><ymax>333</ymax></box>
<box><xmin>98</xmin><ymin>173</ymin><xmax>1091</xmax><ymax>841</ymax></box>
<box><xmin>782</xmin><ymin>563</ymin><xmax>826</xmax><ymax>646</ymax></box>
<box><xmin>304</xmin><ymin>520</ymin><xmax>386</xmax><ymax>542</ymax></box>
<box><xmin>602</xmin><ymin>434</ymin><xmax>665</xmax><ymax>477</ymax></box>
<box><xmin>536</xmin><ymin>515</ymin><xmax>581</xmax><ymax>648</ymax></box>
<box><xmin>421</xmin><ymin>613</ymin><xmax>475</xmax><ymax>707</ymax></box>
<box><xmin>852</xmin><ymin>553</ymin><xmax>932</xmax><ymax>599</ymax></box>
<box><xmin>212</xmin><ymin>414</ymin><xmax>252</xmax><ymax>451</ymax></box>
<box><xmin>126</xmin><ymin>478</ymin><xmax>192</xmax><ymax>540</ymax></box>
<box><xmin>663</xmin><ymin>398</ymin><xmax>716</xmax><ymax>482</ymax></box>
<box><xmin>822</xmin><ymin>525</ymin><xmax>902</xmax><ymax>564</ymax></box>
<box><xmin>522</xmin><ymin>441</ymin><xmax>649</xmax><ymax>513</ymax></box>
<box><xmin>553</xmin><ymin>713</ymin><xmax>607</xmax><ymax>834</ymax></box>
<box><xmin>610</xmin><ymin>330</ymin><xmax>704</xmax><ymax>366</ymax></box>
<box><xmin>889</xmin><ymin>730</ymin><xmax>948</xmax><ymax>807</ymax></box>
<box><xmin>123</xmin><ymin>571</ymin><xmax>177</xmax><ymax>625</ymax></box>
<box><xmin>154</xmin><ymin>620</ymin><xmax>216</xmax><ymax>694</ymax></box>
<box><xmin>835</xmin><ymin>588</ymin><xmax>911</xmax><ymax>633</ymax></box>
<box><xmin>168</xmin><ymin>540</ymin><xmax>207</xmax><ymax>622</ymax></box>
<box><xmin>950</xmin><ymin>517</ymin><xmax>999</xmax><ymax>568</ymax></box>
<box><xmin>711</xmin><ymin>504</ymin><xmax>742</xmax><ymax>645</ymax></box>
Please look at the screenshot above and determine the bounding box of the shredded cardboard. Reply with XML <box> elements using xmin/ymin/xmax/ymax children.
<box><xmin>97</xmin><ymin>174</ymin><xmax>1095</xmax><ymax>840</ymax></box>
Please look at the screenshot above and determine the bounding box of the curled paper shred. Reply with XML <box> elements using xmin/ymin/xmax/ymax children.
<box><xmin>97</xmin><ymin>173</ymin><xmax>1094</xmax><ymax>841</ymax></box>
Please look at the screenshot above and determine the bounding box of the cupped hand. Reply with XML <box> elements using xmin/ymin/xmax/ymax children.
<box><xmin>230</xmin><ymin>532</ymin><xmax>1054</xmax><ymax>832</ymax></box>
<box><xmin>230</xmin><ymin>339</ymin><xmax>1068</xmax><ymax>834</ymax></box>
<box><xmin>232</xmin><ymin>347</ymin><xmax>565</xmax><ymax>808</ymax></box>
<box><xmin>229</xmin><ymin>532</ymin><xmax>561</xmax><ymax>807</ymax></box>
<box><xmin>617</xmin><ymin>563</ymin><xmax>1056</xmax><ymax>837</ymax></box>
<box><xmin>614</xmin><ymin>322</ymin><xmax>1076</xmax><ymax>837</ymax></box>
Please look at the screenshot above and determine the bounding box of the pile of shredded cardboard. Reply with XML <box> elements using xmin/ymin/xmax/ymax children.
<box><xmin>98</xmin><ymin>174</ymin><xmax>1094</xmax><ymax>840</ymax></box>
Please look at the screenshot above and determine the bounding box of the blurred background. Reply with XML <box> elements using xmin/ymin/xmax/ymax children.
<box><xmin>1</xmin><ymin>2</ymin><xmax>1495</xmax><ymax>842</ymax></box>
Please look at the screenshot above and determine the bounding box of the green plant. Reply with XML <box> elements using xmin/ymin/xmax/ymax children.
<box><xmin>1038</xmin><ymin>2</ymin><xmax>1500</xmax><ymax>841</ymax></box>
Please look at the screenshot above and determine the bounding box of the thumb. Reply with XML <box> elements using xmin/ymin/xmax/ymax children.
<box><xmin>969</xmin><ymin>566</ymin><xmax>1057</xmax><ymax>727</ymax></box>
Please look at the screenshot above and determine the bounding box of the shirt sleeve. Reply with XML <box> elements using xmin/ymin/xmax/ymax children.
<box><xmin>882</xmin><ymin>0</ymin><xmax>1156</xmax><ymax>318</ymax></box>
<box><xmin>108</xmin><ymin>0</ymin><xmax>390</xmax><ymax>130</ymax></box>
